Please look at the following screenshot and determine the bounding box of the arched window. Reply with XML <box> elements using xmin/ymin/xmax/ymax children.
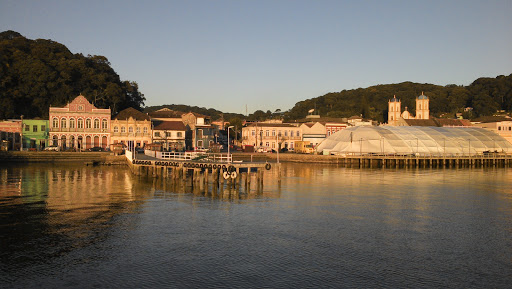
<box><xmin>61</xmin><ymin>118</ymin><xmax>67</xmax><ymax>128</ymax></box>
<box><xmin>128</xmin><ymin>127</ymin><xmax>133</xmax><ymax>133</ymax></box>
<box><xmin>78</xmin><ymin>118</ymin><xmax>84</xmax><ymax>129</ymax></box>
<box><xmin>296</xmin><ymin>130</ymin><xmax>300</xmax><ymax>137</ymax></box>
<box><xmin>52</xmin><ymin>118</ymin><xmax>59</xmax><ymax>128</ymax></box>
<box><xmin>136</xmin><ymin>127</ymin><xmax>140</xmax><ymax>133</ymax></box>
<box><xmin>69</xmin><ymin>118</ymin><xmax>75</xmax><ymax>128</ymax></box>
<box><xmin>143</xmin><ymin>127</ymin><xmax>148</xmax><ymax>134</ymax></box>
<box><xmin>121</xmin><ymin>126</ymin><xmax>126</xmax><ymax>133</ymax></box>
<box><xmin>86</xmin><ymin>119</ymin><xmax>92</xmax><ymax>129</ymax></box>
<box><xmin>94</xmin><ymin>119</ymin><xmax>100</xmax><ymax>129</ymax></box>
<box><xmin>114</xmin><ymin>126</ymin><xmax>118</xmax><ymax>133</ymax></box>
<box><xmin>102</xmin><ymin>119</ymin><xmax>108</xmax><ymax>129</ymax></box>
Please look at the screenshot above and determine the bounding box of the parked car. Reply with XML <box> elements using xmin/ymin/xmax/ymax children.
<box><xmin>44</xmin><ymin>146</ymin><xmax>59</xmax><ymax>151</ymax></box>
<box><xmin>88</xmin><ymin>147</ymin><xmax>104</xmax><ymax>152</ymax></box>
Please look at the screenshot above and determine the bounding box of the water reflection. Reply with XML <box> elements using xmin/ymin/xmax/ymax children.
<box><xmin>1</xmin><ymin>163</ymin><xmax>512</xmax><ymax>288</ymax></box>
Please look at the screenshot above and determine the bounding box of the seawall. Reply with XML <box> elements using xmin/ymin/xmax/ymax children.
<box><xmin>0</xmin><ymin>151</ymin><xmax>127</xmax><ymax>165</ymax></box>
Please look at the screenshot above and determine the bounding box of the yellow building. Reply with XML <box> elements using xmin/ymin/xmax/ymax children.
<box><xmin>111</xmin><ymin>107</ymin><xmax>152</xmax><ymax>148</ymax></box>
<box><xmin>242</xmin><ymin>122</ymin><xmax>301</xmax><ymax>151</ymax></box>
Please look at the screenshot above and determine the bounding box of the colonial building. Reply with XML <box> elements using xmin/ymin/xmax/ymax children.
<box><xmin>388</xmin><ymin>92</ymin><xmax>430</xmax><ymax>126</ymax></box>
<box><xmin>182</xmin><ymin>112</ymin><xmax>216</xmax><ymax>150</ymax></box>
<box><xmin>242</xmin><ymin>122</ymin><xmax>301</xmax><ymax>151</ymax></box>
<box><xmin>49</xmin><ymin>94</ymin><xmax>111</xmax><ymax>150</ymax></box>
<box><xmin>0</xmin><ymin>120</ymin><xmax>22</xmax><ymax>151</ymax></box>
<box><xmin>111</xmin><ymin>107</ymin><xmax>152</xmax><ymax>149</ymax></box>
<box><xmin>472</xmin><ymin>116</ymin><xmax>512</xmax><ymax>145</ymax></box>
<box><xmin>22</xmin><ymin>119</ymin><xmax>49</xmax><ymax>150</ymax></box>
<box><xmin>152</xmin><ymin>121</ymin><xmax>187</xmax><ymax>151</ymax></box>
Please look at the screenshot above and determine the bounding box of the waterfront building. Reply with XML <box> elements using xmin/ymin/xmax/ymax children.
<box><xmin>388</xmin><ymin>92</ymin><xmax>430</xmax><ymax>126</ymax></box>
<box><xmin>0</xmin><ymin>120</ymin><xmax>22</xmax><ymax>151</ymax></box>
<box><xmin>182</xmin><ymin>112</ymin><xmax>216</xmax><ymax>150</ymax></box>
<box><xmin>242</xmin><ymin>122</ymin><xmax>301</xmax><ymax>150</ymax></box>
<box><xmin>151</xmin><ymin>120</ymin><xmax>187</xmax><ymax>151</ymax></box>
<box><xmin>49</xmin><ymin>94</ymin><xmax>111</xmax><ymax>150</ymax></box>
<box><xmin>111</xmin><ymin>108</ymin><xmax>152</xmax><ymax>149</ymax></box>
<box><xmin>22</xmin><ymin>119</ymin><xmax>49</xmax><ymax>150</ymax></box>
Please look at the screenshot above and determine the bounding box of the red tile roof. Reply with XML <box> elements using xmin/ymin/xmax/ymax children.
<box><xmin>153</xmin><ymin>121</ymin><xmax>186</xmax><ymax>130</ymax></box>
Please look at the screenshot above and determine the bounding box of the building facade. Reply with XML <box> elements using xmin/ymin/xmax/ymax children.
<box><xmin>49</xmin><ymin>94</ymin><xmax>111</xmax><ymax>150</ymax></box>
<box><xmin>22</xmin><ymin>119</ymin><xmax>49</xmax><ymax>150</ymax></box>
<box><xmin>242</xmin><ymin>122</ymin><xmax>301</xmax><ymax>150</ymax></box>
<box><xmin>0</xmin><ymin>120</ymin><xmax>22</xmax><ymax>151</ymax></box>
<box><xmin>111</xmin><ymin>108</ymin><xmax>152</xmax><ymax>149</ymax></box>
<box><xmin>182</xmin><ymin>112</ymin><xmax>216</xmax><ymax>150</ymax></box>
<box><xmin>152</xmin><ymin>121</ymin><xmax>187</xmax><ymax>151</ymax></box>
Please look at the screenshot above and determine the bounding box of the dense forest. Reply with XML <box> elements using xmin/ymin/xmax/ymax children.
<box><xmin>284</xmin><ymin>74</ymin><xmax>512</xmax><ymax>122</ymax></box>
<box><xmin>0</xmin><ymin>30</ymin><xmax>145</xmax><ymax>119</ymax></box>
<box><xmin>1</xmin><ymin>30</ymin><xmax>511</xmax><ymax>124</ymax></box>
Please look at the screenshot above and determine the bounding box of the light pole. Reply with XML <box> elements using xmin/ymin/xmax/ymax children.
<box><xmin>227</xmin><ymin>126</ymin><xmax>234</xmax><ymax>163</ymax></box>
<box><xmin>20</xmin><ymin>115</ymin><xmax>23</xmax><ymax>151</ymax></box>
<box><xmin>276</xmin><ymin>132</ymin><xmax>279</xmax><ymax>163</ymax></box>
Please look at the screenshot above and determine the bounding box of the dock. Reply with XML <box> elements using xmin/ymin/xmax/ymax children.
<box><xmin>125</xmin><ymin>150</ymin><xmax>276</xmax><ymax>193</ymax></box>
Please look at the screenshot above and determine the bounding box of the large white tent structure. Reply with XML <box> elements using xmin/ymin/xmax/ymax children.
<box><xmin>316</xmin><ymin>126</ymin><xmax>512</xmax><ymax>156</ymax></box>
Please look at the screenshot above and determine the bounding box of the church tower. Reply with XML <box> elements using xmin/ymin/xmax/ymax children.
<box><xmin>388</xmin><ymin>95</ymin><xmax>401</xmax><ymax>125</ymax></box>
<box><xmin>415</xmin><ymin>92</ymin><xmax>429</xmax><ymax>120</ymax></box>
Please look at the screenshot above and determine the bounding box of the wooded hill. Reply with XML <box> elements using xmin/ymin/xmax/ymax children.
<box><xmin>0</xmin><ymin>30</ymin><xmax>145</xmax><ymax>119</ymax></box>
<box><xmin>284</xmin><ymin>74</ymin><xmax>512</xmax><ymax>122</ymax></box>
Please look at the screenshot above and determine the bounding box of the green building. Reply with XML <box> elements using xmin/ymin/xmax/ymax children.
<box><xmin>22</xmin><ymin>119</ymin><xmax>49</xmax><ymax>150</ymax></box>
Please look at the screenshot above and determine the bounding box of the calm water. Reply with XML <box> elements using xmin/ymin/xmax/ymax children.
<box><xmin>1</xmin><ymin>163</ymin><xmax>511</xmax><ymax>288</ymax></box>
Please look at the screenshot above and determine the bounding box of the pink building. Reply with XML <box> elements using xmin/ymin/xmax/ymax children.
<box><xmin>49</xmin><ymin>94</ymin><xmax>111</xmax><ymax>150</ymax></box>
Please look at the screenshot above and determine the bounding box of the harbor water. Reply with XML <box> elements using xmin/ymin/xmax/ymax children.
<box><xmin>1</xmin><ymin>163</ymin><xmax>511</xmax><ymax>288</ymax></box>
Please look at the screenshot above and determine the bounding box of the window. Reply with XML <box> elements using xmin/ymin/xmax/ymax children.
<box><xmin>102</xmin><ymin>119</ymin><xmax>108</xmax><ymax>129</ymax></box>
<box><xmin>121</xmin><ymin>126</ymin><xmax>126</xmax><ymax>133</ymax></box>
<box><xmin>41</xmin><ymin>125</ymin><xmax>45</xmax><ymax>132</ymax></box>
<box><xmin>291</xmin><ymin>131</ymin><xmax>294</xmax><ymax>137</ymax></box>
<box><xmin>61</xmin><ymin>118</ymin><xmax>67</xmax><ymax>128</ymax></box>
<box><xmin>266</xmin><ymin>130</ymin><xmax>269</xmax><ymax>136</ymax></box>
<box><xmin>266</xmin><ymin>142</ymin><xmax>269</xmax><ymax>147</ymax></box>
<box><xmin>136</xmin><ymin>127</ymin><xmax>140</xmax><ymax>133</ymax></box>
<box><xmin>114</xmin><ymin>126</ymin><xmax>118</xmax><ymax>133</ymax></box>
<box><xmin>297</xmin><ymin>130</ymin><xmax>300</xmax><ymax>137</ymax></box>
<box><xmin>52</xmin><ymin>118</ymin><xmax>59</xmax><ymax>128</ymax></box>
<box><xmin>272</xmin><ymin>130</ymin><xmax>276</xmax><ymax>136</ymax></box>
<box><xmin>197</xmin><ymin>140</ymin><xmax>203</xmax><ymax>147</ymax></box>
<box><xmin>78</xmin><ymin>105</ymin><xmax>84</xmax><ymax>111</ymax></box>
<box><xmin>78</xmin><ymin>119</ymin><xmax>84</xmax><ymax>128</ymax></box>
<box><xmin>143</xmin><ymin>127</ymin><xmax>148</xmax><ymax>134</ymax></box>
<box><xmin>284</xmin><ymin>131</ymin><xmax>288</xmax><ymax>137</ymax></box>
<box><xmin>94</xmin><ymin>119</ymin><xmax>100</xmax><ymax>129</ymax></box>
<box><xmin>129</xmin><ymin>127</ymin><xmax>133</xmax><ymax>133</ymax></box>
<box><xmin>155</xmin><ymin>132</ymin><xmax>160</xmax><ymax>137</ymax></box>
<box><xmin>177</xmin><ymin>132</ymin><xmax>182</xmax><ymax>138</ymax></box>
<box><xmin>197</xmin><ymin>129</ymin><xmax>203</xmax><ymax>138</ymax></box>
<box><xmin>86</xmin><ymin>119</ymin><xmax>91</xmax><ymax>129</ymax></box>
<box><xmin>251</xmin><ymin>130</ymin><xmax>255</xmax><ymax>136</ymax></box>
<box><xmin>69</xmin><ymin>118</ymin><xmax>75</xmax><ymax>128</ymax></box>
<box><xmin>278</xmin><ymin>131</ymin><xmax>282</xmax><ymax>137</ymax></box>
<box><xmin>25</xmin><ymin>125</ymin><xmax>30</xmax><ymax>132</ymax></box>
<box><xmin>166</xmin><ymin>132</ymin><xmax>171</xmax><ymax>137</ymax></box>
<box><xmin>32</xmin><ymin>125</ymin><xmax>37</xmax><ymax>132</ymax></box>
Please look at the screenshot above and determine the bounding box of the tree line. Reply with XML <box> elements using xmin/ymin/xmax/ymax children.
<box><xmin>0</xmin><ymin>30</ymin><xmax>145</xmax><ymax>119</ymax></box>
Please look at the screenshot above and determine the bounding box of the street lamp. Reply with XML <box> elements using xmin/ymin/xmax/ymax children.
<box><xmin>227</xmin><ymin>126</ymin><xmax>234</xmax><ymax>163</ymax></box>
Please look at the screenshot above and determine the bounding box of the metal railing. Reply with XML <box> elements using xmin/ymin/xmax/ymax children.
<box><xmin>150</xmin><ymin>151</ymin><xmax>233</xmax><ymax>163</ymax></box>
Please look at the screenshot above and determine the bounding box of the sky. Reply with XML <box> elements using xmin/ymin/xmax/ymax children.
<box><xmin>1</xmin><ymin>0</ymin><xmax>511</xmax><ymax>115</ymax></box>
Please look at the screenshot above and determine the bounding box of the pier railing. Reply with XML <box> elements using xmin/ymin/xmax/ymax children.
<box><xmin>150</xmin><ymin>151</ymin><xmax>233</xmax><ymax>163</ymax></box>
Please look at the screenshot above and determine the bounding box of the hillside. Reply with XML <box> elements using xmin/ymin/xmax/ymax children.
<box><xmin>0</xmin><ymin>30</ymin><xmax>145</xmax><ymax>119</ymax></box>
<box><xmin>284</xmin><ymin>74</ymin><xmax>512</xmax><ymax>122</ymax></box>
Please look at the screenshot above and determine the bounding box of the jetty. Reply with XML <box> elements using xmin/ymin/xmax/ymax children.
<box><xmin>125</xmin><ymin>150</ymin><xmax>276</xmax><ymax>191</ymax></box>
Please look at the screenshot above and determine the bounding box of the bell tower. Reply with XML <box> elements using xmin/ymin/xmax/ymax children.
<box><xmin>388</xmin><ymin>95</ymin><xmax>401</xmax><ymax>125</ymax></box>
<box><xmin>416</xmin><ymin>92</ymin><xmax>429</xmax><ymax>120</ymax></box>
